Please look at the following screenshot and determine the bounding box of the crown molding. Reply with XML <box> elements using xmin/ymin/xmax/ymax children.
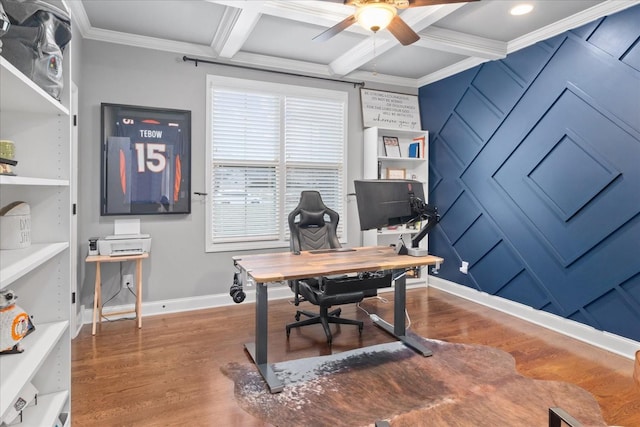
<box><xmin>416</xmin><ymin>1</ymin><xmax>640</xmax><ymax>86</ymax></box>
<box><xmin>417</xmin><ymin>56</ymin><xmax>487</xmax><ymax>86</ymax></box>
<box><xmin>347</xmin><ymin>69</ymin><xmax>420</xmax><ymax>88</ymax></box>
<box><xmin>65</xmin><ymin>0</ymin><xmax>91</xmax><ymax>38</ymax></box>
<box><xmin>83</xmin><ymin>27</ymin><xmax>216</xmax><ymax>58</ymax></box>
<box><xmin>508</xmin><ymin>0</ymin><xmax>640</xmax><ymax>53</ymax></box>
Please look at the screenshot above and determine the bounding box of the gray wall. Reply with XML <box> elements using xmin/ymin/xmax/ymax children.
<box><xmin>77</xmin><ymin>39</ymin><xmax>416</xmax><ymax>308</ymax></box>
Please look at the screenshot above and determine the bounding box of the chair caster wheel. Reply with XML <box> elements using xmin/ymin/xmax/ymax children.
<box><xmin>286</xmin><ymin>327</ymin><xmax>291</xmax><ymax>337</ymax></box>
<box><xmin>295</xmin><ymin>314</ymin><xmax>301</xmax><ymax>321</ymax></box>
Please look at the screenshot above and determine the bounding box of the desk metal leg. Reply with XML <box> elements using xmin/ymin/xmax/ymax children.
<box><xmin>92</xmin><ymin>262</ymin><xmax>101</xmax><ymax>335</ymax></box>
<box><xmin>244</xmin><ymin>282</ymin><xmax>284</xmax><ymax>393</ymax></box>
<box><xmin>372</xmin><ymin>270</ymin><xmax>433</xmax><ymax>357</ymax></box>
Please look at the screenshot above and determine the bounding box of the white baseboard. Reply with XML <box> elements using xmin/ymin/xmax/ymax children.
<box><xmin>82</xmin><ymin>284</ymin><xmax>292</xmax><ymax>325</ymax></box>
<box><xmin>81</xmin><ymin>281</ymin><xmax>426</xmax><ymax>326</ymax></box>
<box><xmin>73</xmin><ymin>305</ymin><xmax>84</xmax><ymax>338</ymax></box>
<box><xmin>428</xmin><ymin>275</ymin><xmax>640</xmax><ymax>360</ymax></box>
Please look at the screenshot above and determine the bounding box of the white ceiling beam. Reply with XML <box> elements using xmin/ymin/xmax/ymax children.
<box><xmin>262</xmin><ymin>0</ymin><xmax>352</xmax><ymax>24</ymax></box>
<box><xmin>329</xmin><ymin>3</ymin><xmax>467</xmax><ymax>77</ymax></box>
<box><xmin>209</xmin><ymin>3</ymin><xmax>264</xmax><ymax>59</ymax></box>
<box><xmin>209</xmin><ymin>0</ymin><xmax>353</xmax><ymax>29</ymax></box>
<box><xmin>416</xmin><ymin>26</ymin><xmax>507</xmax><ymax>60</ymax></box>
<box><xmin>251</xmin><ymin>0</ymin><xmax>374</xmax><ymax>38</ymax></box>
<box><xmin>329</xmin><ymin>34</ymin><xmax>398</xmax><ymax>77</ymax></box>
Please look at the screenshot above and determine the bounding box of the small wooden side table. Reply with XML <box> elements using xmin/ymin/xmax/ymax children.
<box><xmin>86</xmin><ymin>252</ymin><xmax>149</xmax><ymax>335</ymax></box>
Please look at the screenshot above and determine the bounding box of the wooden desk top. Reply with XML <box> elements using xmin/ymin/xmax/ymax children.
<box><xmin>233</xmin><ymin>246</ymin><xmax>443</xmax><ymax>283</ymax></box>
<box><xmin>86</xmin><ymin>252</ymin><xmax>149</xmax><ymax>263</ymax></box>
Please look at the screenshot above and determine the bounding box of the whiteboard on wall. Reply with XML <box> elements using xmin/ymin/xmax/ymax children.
<box><xmin>360</xmin><ymin>88</ymin><xmax>421</xmax><ymax>130</ymax></box>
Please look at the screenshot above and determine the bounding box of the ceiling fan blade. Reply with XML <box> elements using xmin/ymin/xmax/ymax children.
<box><xmin>408</xmin><ymin>0</ymin><xmax>478</xmax><ymax>7</ymax></box>
<box><xmin>386</xmin><ymin>15</ymin><xmax>420</xmax><ymax>46</ymax></box>
<box><xmin>313</xmin><ymin>14</ymin><xmax>356</xmax><ymax>42</ymax></box>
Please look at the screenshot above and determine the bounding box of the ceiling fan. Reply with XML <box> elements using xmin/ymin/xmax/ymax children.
<box><xmin>314</xmin><ymin>0</ymin><xmax>478</xmax><ymax>46</ymax></box>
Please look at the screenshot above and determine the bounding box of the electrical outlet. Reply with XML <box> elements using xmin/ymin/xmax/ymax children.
<box><xmin>459</xmin><ymin>261</ymin><xmax>469</xmax><ymax>275</ymax></box>
<box><xmin>122</xmin><ymin>274</ymin><xmax>134</xmax><ymax>288</ymax></box>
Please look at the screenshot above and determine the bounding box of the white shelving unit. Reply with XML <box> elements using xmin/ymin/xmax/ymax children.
<box><xmin>0</xmin><ymin>23</ymin><xmax>73</xmax><ymax>426</ymax></box>
<box><xmin>363</xmin><ymin>126</ymin><xmax>429</xmax><ymax>285</ymax></box>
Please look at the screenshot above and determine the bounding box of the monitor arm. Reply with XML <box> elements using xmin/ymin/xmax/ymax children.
<box><xmin>396</xmin><ymin>195</ymin><xmax>439</xmax><ymax>257</ymax></box>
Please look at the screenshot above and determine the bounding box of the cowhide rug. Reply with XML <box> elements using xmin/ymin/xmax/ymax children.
<box><xmin>221</xmin><ymin>338</ymin><xmax>607</xmax><ymax>426</ymax></box>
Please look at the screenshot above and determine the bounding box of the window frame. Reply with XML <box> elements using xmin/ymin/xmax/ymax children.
<box><xmin>205</xmin><ymin>74</ymin><xmax>348</xmax><ymax>253</ymax></box>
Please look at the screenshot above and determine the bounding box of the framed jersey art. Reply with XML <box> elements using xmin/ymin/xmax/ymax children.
<box><xmin>101</xmin><ymin>103</ymin><xmax>191</xmax><ymax>215</ymax></box>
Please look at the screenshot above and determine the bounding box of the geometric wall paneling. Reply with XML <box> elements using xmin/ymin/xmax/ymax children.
<box><xmin>439</xmin><ymin>113</ymin><xmax>483</xmax><ymax>165</ymax></box>
<box><xmin>500</xmin><ymin>39</ymin><xmax>555</xmax><ymax>84</ymax></box>
<box><xmin>583</xmin><ymin>288</ymin><xmax>640</xmax><ymax>339</ymax></box>
<box><xmin>586</xmin><ymin>5</ymin><xmax>640</xmax><ymax>62</ymax></box>
<box><xmin>527</xmin><ymin>129</ymin><xmax>619</xmax><ymax>222</ymax></box>
<box><xmin>569</xmin><ymin>19</ymin><xmax>601</xmax><ymax>42</ymax></box>
<box><xmin>454</xmin><ymin>87</ymin><xmax>502</xmax><ymax>142</ymax></box>
<box><xmin>468</xmin><ymin>241</ymin><xmax>524</xmax><ymax>295</ymax></box>
<box><xmin>567</xmin><ymin>308</ymin><xmax>591</xmax><ymax>326</ymax></box>
<box><xmin>471</xmin><ymin>61</ymin><xmax>524</xmax><ymax>116</ymax></box>
<box><xmin>438</xmin><ymin>192</ymin><xmax>482</xmax><ymax>245</ymax></box>
<box><xmin>621</xmin><ymin>272</ymin><xmax>640</xmax><ymax>309</ymax></box>
<box><xmin>421</xmin><ymin>5</ymin><xmax>640</xmax><ymax>341</ymax></box>
<box><xmin>493</xmin><ymin>87</ymin><xmax>630</xmax><ymax>266</ymax></box>
<box><xmin>429</xmin><ymin>226</ymin><xmax>472</xmax><ymax>284</ymax></box>
<box><xmin>452</xmin><ymin>215</ymin><xmax>501</xmax><ymax>267</ymax></box>
<box><xmin>429</xmin><ymin>139</ymin><xmax>464</xmax><ymax>209</ymax></box>
<box><xmin>619</xmin><ymin>36</ymin><xmax>640</xmax><ymax>72</ymax></box>
<box><xmin>495</xmin><ymin>270</ymin><xmax>550</xmax><ymax>310</ymax></box>
<box><xmin>419</xmin><ymin>68</ymin><xmax>477</xmax><ymax>134</ymax></box>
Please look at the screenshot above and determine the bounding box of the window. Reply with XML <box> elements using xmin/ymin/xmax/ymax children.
<box><xmin>206</xmin><ymin>75</ymin><xmax>348</xmax><ymax>252</ymax></box>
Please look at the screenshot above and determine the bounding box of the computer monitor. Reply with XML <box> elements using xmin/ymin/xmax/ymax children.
<box><xmin>354</xmin><ymin>179</ymin><xmax>439</xmax><ymax>256</ymax></box>
<box><xmin>354</xmin><ymin>179</ymin><xmax>423</xmax><ymax>230</ymax></box>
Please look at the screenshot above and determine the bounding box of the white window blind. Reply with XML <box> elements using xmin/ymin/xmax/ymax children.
<box><xmin>206</xmin><ymin>75</ymin><xmax>348</xmax><ymax>252</ymax></box>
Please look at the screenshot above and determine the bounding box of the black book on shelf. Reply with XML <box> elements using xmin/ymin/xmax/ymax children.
<box><xmin>0</xmin><ymin>157</ymin><xmax>18</xmax><ymax>166</ymax></box>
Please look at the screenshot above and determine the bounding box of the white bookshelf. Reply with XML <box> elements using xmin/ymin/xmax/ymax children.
<box><xmin>16</xmin><ymin>391</ymin><xmax>69</xmax><ymax>427</ymax></box>
<box><xmin>0</xmin><ymin>6</ymin><xmax>74</xmax><ymax>423</ymax></box>
<box><xmin>0</xmin><ymin>243</ymin><xmax>69</xmax><ymax>289</ymax></box>
<box><xmin>363</xmin><ymin>126</ymin><xmax>430</xmax><ymax>285</ymax></box>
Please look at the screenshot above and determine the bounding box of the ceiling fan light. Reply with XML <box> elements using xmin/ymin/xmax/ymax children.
<box><xmin>355</xmin><ymin>3</ymin><xmax>397</xmax><ymax>33</ymax></box>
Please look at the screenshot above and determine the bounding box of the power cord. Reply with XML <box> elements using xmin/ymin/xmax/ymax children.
<box><xmin>100</xmin><ymin>279</ymin><xmax>137</xmax><ymax>322</ymax></box>
<box><xmin>357</xmin><ymin>296</ymin><xmax>412</xmax><ymax>330</ymax></box>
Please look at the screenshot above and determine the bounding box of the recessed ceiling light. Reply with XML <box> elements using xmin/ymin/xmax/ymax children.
<box><xmin>510</xmin><ymin>4</ymin><xmax>534</xmax><ymax>16</ymax></box>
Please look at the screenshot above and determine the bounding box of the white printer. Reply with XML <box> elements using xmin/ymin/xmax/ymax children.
<box><xmin>98</xmin><ymin>234</ymin><xmax>151</xmax><ymax>257</ymax></box>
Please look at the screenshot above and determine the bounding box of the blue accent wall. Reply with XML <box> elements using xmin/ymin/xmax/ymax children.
<box><xmin>419</xmin><ymin>5</ymin><xmax>640</xmax><ymax>342</ymax></box>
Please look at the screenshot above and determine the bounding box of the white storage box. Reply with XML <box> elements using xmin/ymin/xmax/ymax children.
<box><xmin>0</xmin><ymin>201</ymin><xmax>31</xmax><ymax>249</ymax></box>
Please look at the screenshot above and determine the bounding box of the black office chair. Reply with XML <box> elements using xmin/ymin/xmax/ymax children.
<box><xmin>286</xmin><ymin>191</ymin><xmax>389</xmax><ymax>344</ymax></box>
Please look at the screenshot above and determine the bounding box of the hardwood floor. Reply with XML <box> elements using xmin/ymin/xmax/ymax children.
<box><xmin>71</xmin><ymin>287</ymin><xmax>640</xmax><ymax>426</ymax></box>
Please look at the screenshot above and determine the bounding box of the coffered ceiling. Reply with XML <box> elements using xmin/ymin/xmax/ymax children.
<box><xmin>67</xmin><ymin>0</ymin><xmax>639</xmax><ymax>87</ymax></box>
